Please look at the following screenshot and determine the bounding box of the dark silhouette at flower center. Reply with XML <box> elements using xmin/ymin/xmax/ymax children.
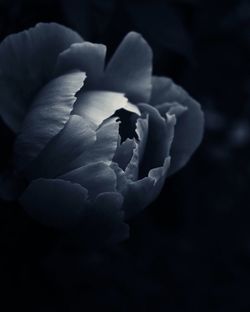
<box><xmin>114</xmin><ymin>109</ymin><xmax>138</xmax><ymax>142</ymax></box>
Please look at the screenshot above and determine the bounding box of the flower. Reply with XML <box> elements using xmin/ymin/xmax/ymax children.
<box><xmin>0</xmin><ymin>23</ymin><xmax>204</xmax><ymax>245</ymax></box>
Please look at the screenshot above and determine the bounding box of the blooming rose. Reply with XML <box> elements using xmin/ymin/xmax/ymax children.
<box><xmin>0</xmin><ymin>23</ymin><xmax>203</xmax><ymax>244</ymax></box>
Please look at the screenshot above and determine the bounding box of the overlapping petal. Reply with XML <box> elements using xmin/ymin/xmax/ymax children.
<box><xmin>0</xmin><ymin>23</ymin><xmax>83</xmax><ymax>132</ymax></box>
<box><xmin>59</xmin><ymin>162</ymin><xmax>117</xmax><ymax>200</ymax></box>
<box><xmin>24</xmin><ymin>115</ymin><xmax>96</xmax><ymax>180</ymax></box>
<box><xmin>100</xmin><ymin>32</ymin><xmax>153</xmax><ymax>103</ymax></box>
<box><xmin>150</xmin><ymin>76</ymin><xmax>204</xmax><ymax>175</ymax></box>
<box><xmin>137</xmin><ymin>103</ymin><xmax>173</xmax><ymax>177</ymax></box>
<box><xmin>111</xmin><ymin>112</ymin><xmax>175</xmax><ymax>218</ymax></box>
<box><xmin>55</xmin><ymin>42</ymin><xmax>106</xmax><ymax>88</ymax></box>
<box><xmin>14</xmin><ymin>72</ymin><xmax>86</xmax><ymax>171</ymax></box>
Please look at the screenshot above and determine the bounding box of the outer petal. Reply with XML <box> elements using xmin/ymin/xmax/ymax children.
<box><xmin>73</xmin><ymin>90</ymin><xmax>140</xmax><ymax>128</ymax></box>
<box><xmin>55</xmin><ymin>42</ymin><xmax>106</xmax><ymax>88</ymax></box>
<box><xmin>59</xmin><ymin>162</ymin><xmax>117</xmax><ymax>200</ymax></box>
<box><xmin>150</xmin><ymin>76</ymin><xmax>204</xmax><ymax>175</ymax></box>
<box><xmin>0</xmin><ymin>23</ymin><xmax>83</xmax><ymax>132</ymax></box>
<box><xmin>100</xmin><ymin>32</ymin><xmax>153</xmax><ymax>103</ymax></box>
<box><xmin>14</xmin><ymin>72</ymin><xmax>86</xmax><ymax>171</ymax></box>
<box><xmin>20</xmin><ymin>178</ymin><xmax>88</xmax><ymax>228</ymax></box>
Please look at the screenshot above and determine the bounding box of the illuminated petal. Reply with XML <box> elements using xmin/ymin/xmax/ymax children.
<box><xmin>74</xmin><ymin>90</ymin><xmax>140</xmax><ymax>128</ymax></box>
<box><xmin>25</xmin><ymin>115</ymin><xmax>96</xmax><ymax>180</ymax></box>
<box><xmin>68</xmin><ymin>117</ymin><xmax>120</xmax><ymax>169</ymax></box>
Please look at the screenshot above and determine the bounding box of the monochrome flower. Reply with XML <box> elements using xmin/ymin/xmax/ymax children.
<box><xmin>0</xmin><ymin>23</ymin><xmax>204</xmax><ymax>244</ymax></box>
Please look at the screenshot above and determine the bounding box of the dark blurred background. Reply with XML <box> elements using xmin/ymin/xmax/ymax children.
<box><xmin>1</xmin><ymin>0</ymin><xmax>250</xmax><ymax>311</ymax></box>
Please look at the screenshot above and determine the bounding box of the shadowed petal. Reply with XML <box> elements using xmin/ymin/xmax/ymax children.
<box><xmin>76</xmin><ymin>192</ymin><xmax>129</xmax><ymax>246</ymax></box>
<box><xmin>111</xmin><ymin>156</ymin><xmax>171</xmax><ymax>219</ymax></box>
<box><xmin>59</xmin><ymin>162</ymin><xmax>117</xmax><ymax>200</ymax></box>
<box><xmin>0</xmin><ymin>23</ymin><xmax>83</xmax><ymax>132</ymax></box>
<box><xmin>113</xmin><ymin>138</ymin><xmax>136</xmax><ymax>170</ymax></box>
<box><xmin>150</xmin><ymin>76</ymin><xmax>204</xmax><ymax>175</ymax></box>
<box><xmin>14</xmin><ymin>72</ymin><xmax>86</xmax><ymax>171</ymax></box>
<box><xmin>137</xmin><ymin>103</ymin><xmax>175</xmax><ymax>177</ymax></box>
<box><xmin>100</xmin><ymin>32</ymin><xmax>152</xmax><ymax>103</ymax></box>
<box><xmin>55</xmin><ymin>42</ymin><xmax>106</xmax><ymax>88</ymax></box>
<box><xmin>125</xmin><ymin>116</ymin><xmax>149</xmax><ymax>180</ymax></box>
<box><xmin>73</xmin><ymin>90</ymin><xmax>140</xmax><ymax>128</ymax></box>
<box><xmin>20</xmin><ymin>178</ymin><xmax>88</xmax><ymax>228</ymax></box>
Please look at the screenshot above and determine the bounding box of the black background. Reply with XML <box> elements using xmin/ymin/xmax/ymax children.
<box><xmin>1</xmin><ymin>0</ymin><xmax>250</xmax><ymax>311</ymax></box>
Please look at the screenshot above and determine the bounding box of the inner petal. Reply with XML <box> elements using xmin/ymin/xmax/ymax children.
<box><xmin>73</xmin><ymin>90</ymin><xmax>140</xmax><ymax>129</ymax></box>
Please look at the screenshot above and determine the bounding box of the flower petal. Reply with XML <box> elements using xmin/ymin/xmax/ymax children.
<box><xmin>124</xmin><ymin>116</ymin><xmax>149</xmax><ymax>180</ymax></box>
<box><xmin>14</xmin><ymin>72</ymin><xmax>86</xmax><ymax>171</ymax></box>
<box><xmin>0</xmin><ymin>23</ymin><xmax>83</xmax><ymax>132</ymax></box>
<box><xmin>55</xmin><ymin>42</ymin><xmax>106</xmax><ymax>88</ymax></box>
<box><xmin>59</xmin><ymin>162</ymin><xmax>117</xmax><ymax>200</ymax></box>
<box><xmin>156</xmin><ymin>102</ymin><xmax>187</xmax><ymax>118</ymax></box>
<box><xmin>100</xmin><ymin>32</ymin><xmax>153</xmax><ymax>103</ymax></box>
<box><xmin>73</xmin><ymin>90</ymin><xmax>140</xmax><ymax>128</ymax></box>
<box><xmin>150</xmin><ymin>76</ymin><xmax>204</xmax><ymax>175</ymax></box>
<box><xmin>113</xmin><ymin>138</ymin><xmax>136</xmax><ymax>170</ymax></box>
<box><xmin>137</xmin><ymin>103</ymin><xmax>175</xmax><ymax>177</ymax></box>
<box><xmin>24</xmin><ymin>115</ymin><xmax>96</xmax><ymax>180</ymax></box>
<box><xmin>111</xmin><ymin>156</ymin><xmax>171</xmax><ymax>219</ymax></box>
<box><xmin>20</xmin><ymin>178</ymin><xmax>88</xmax><ymax>228</ymax></box>
<box><xmin>69</xmin><ymin>117</ymin><xmax>120</xmax><ymax>169</ymax></box>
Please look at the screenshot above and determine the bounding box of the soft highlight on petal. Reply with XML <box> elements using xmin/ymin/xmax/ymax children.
<box><xmin>73</xmin><ymin>90</ymin><xmax>140</xmax><ymax>128</ymax></box>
